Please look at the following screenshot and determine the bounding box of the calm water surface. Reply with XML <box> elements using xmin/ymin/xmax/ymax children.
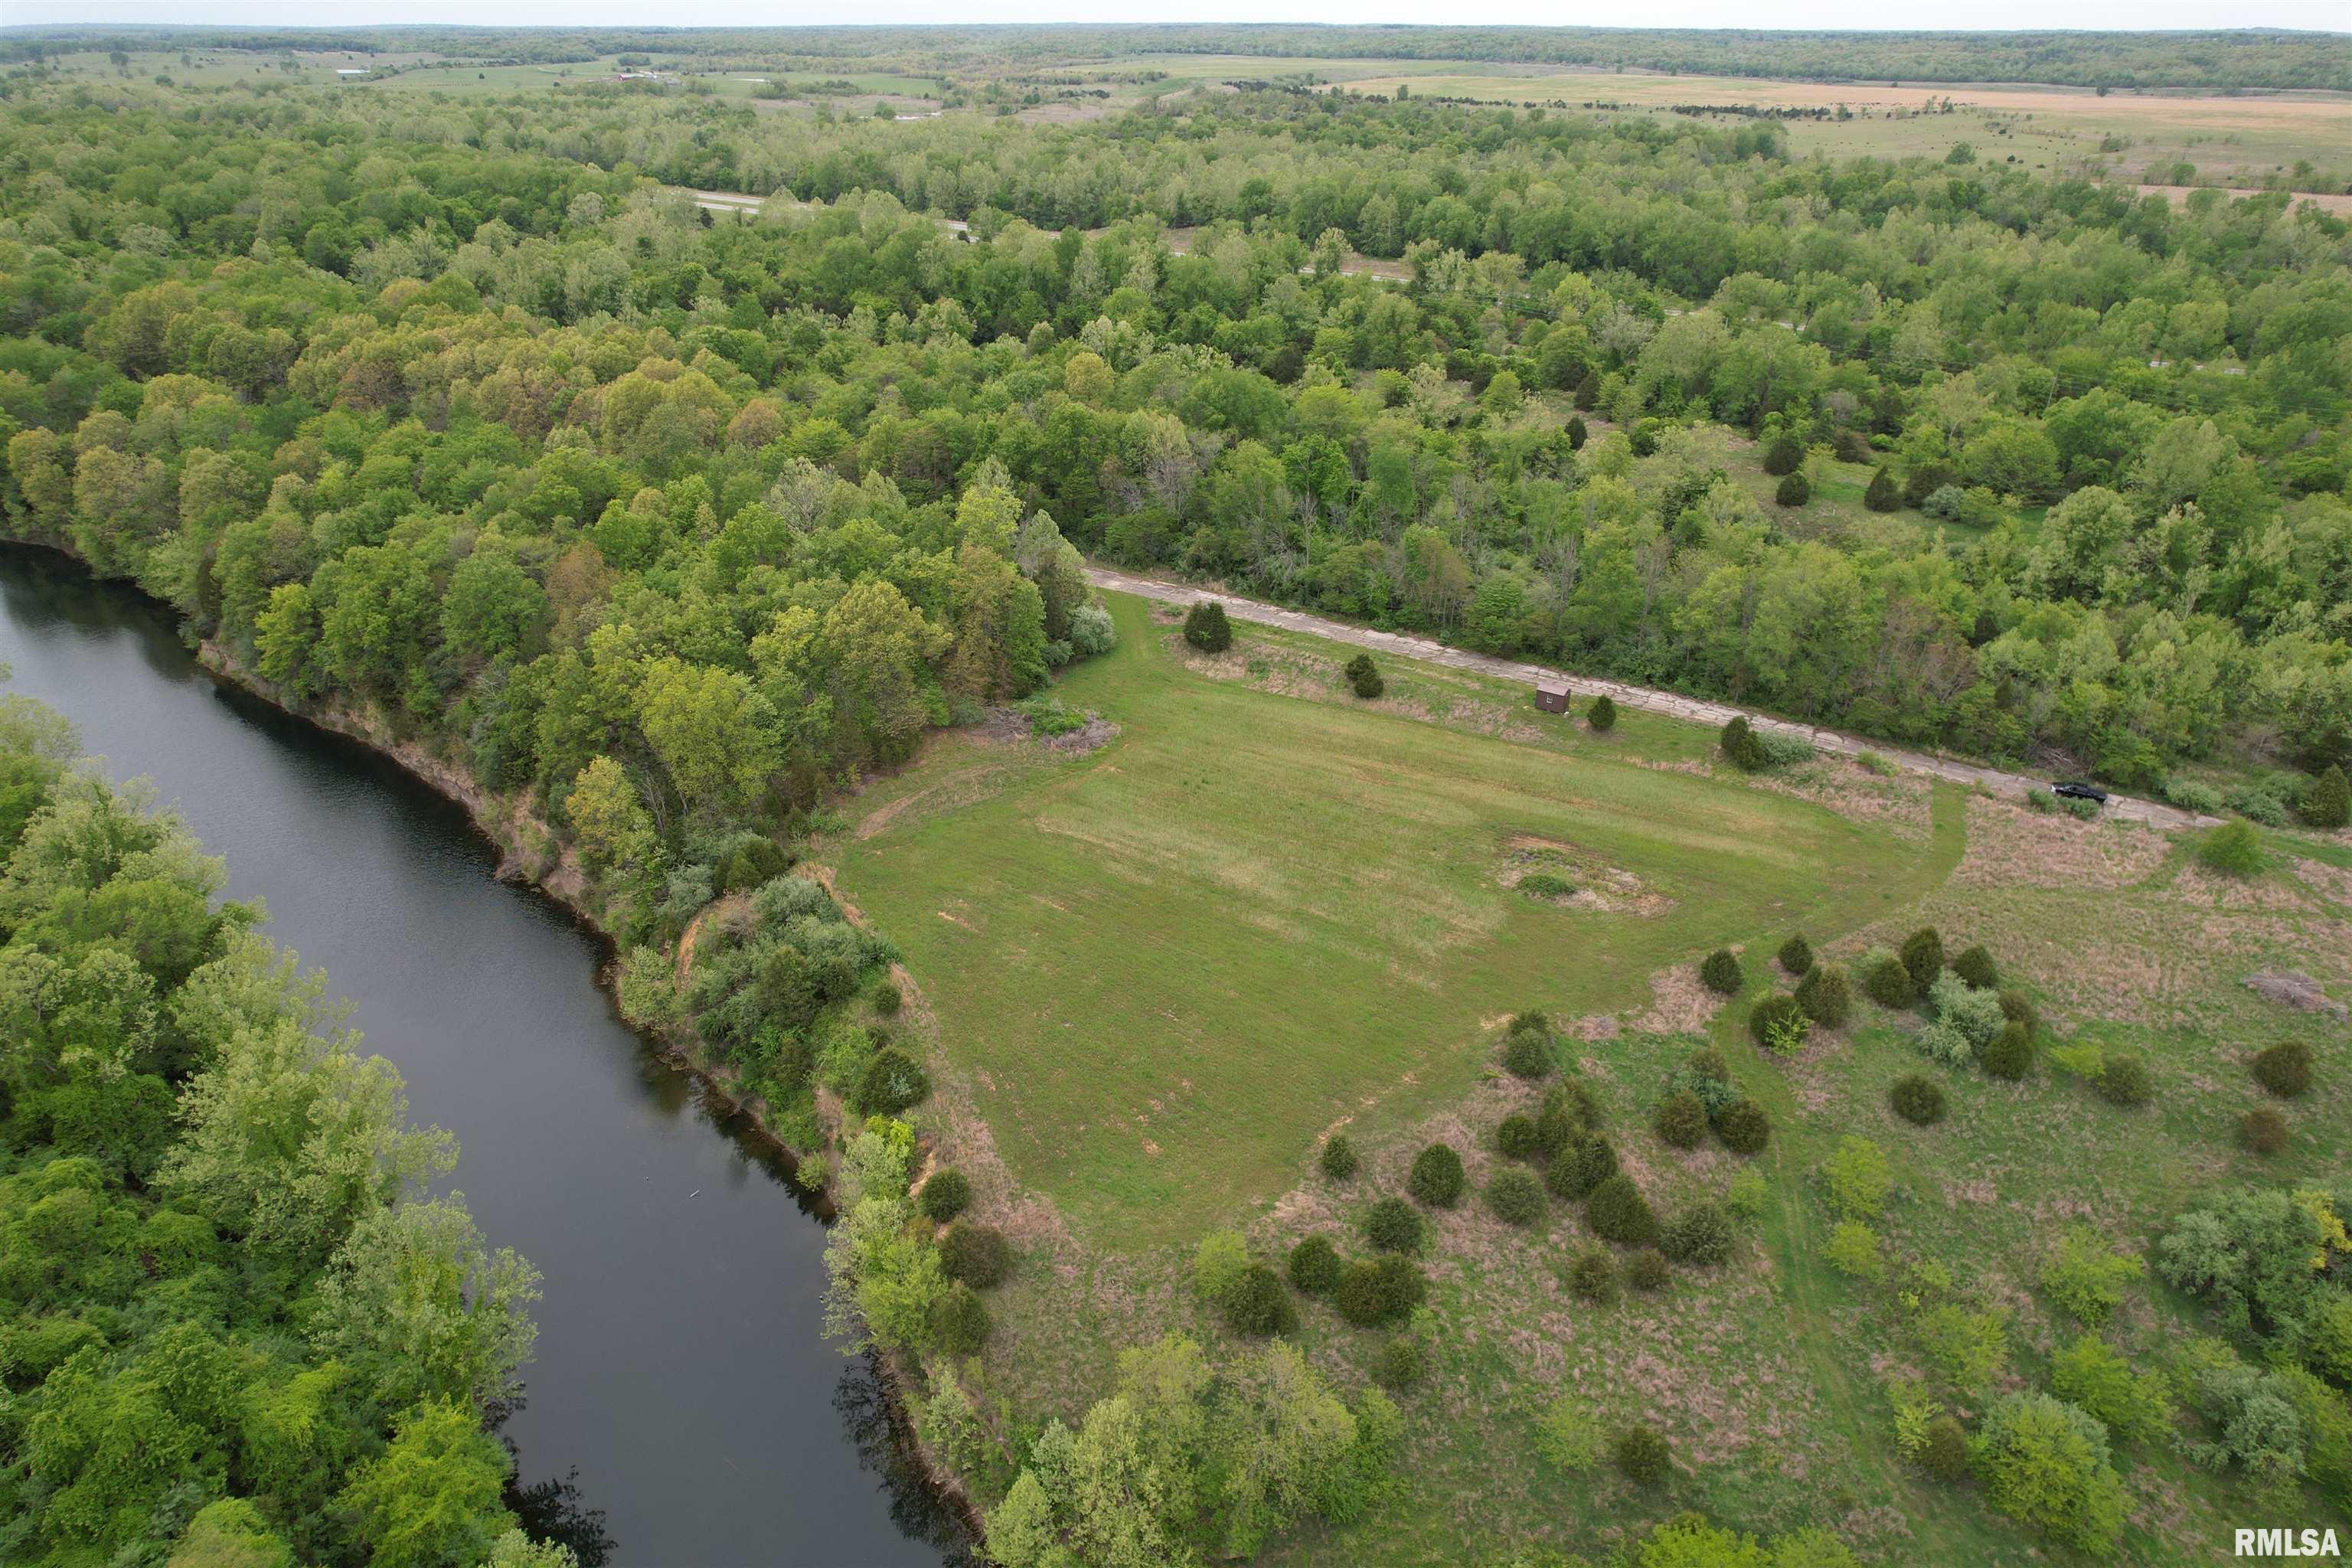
<box><xmin>0</xmin><ymin>547</ymin><xmax>963</xmax><ymax>1568</ymax></box>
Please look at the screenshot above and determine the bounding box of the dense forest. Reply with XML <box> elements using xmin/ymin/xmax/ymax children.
<box><xmin>4</xmin><ymin>21</ymin><xmax>2349</xmax><ymax>90</ymax></box>
<box><xmin>0</xmin><ymin>694</ymin><xmax>567</xmax><ymax>1567</ymax></box>
<box><xmin>0</xmin><ymin>50</ymin><xmax>2349</xmax><ymax>1565</ymax></box>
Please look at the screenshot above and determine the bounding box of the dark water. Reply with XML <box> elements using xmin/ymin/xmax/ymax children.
<box><xmin>0</xmin><ymin>547</ymin><xmax>964</xmax><ymax>1568</ymax></box>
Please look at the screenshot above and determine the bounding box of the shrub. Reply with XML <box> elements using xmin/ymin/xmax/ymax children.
<box><xmin>1698</xmin><ymin>947</ymin><xmax>1743</xmax><ymax>995</ymax></box>
<box><xmin>1487</xmin><ymin>1167</ymin><xmax>1548</xmax><ymax>1226</ymax></box>
<box><xmin>1613</xmin><ymin>1426</ymin><xmax>1671</xmax><ymax>1484</ymax></box>
<box><xmin>1972</xmin><ymin>1393</ymin><xmax>2127</xmax><ymax>1555</ymax></box>
<box><xmin>1864</xmin><ymin>466</ymin><xmax>1900</xmax><ymax>511</ymax></box>
<box><xmin>1362</xmin><ymin>1196</ymin><xmax>1426</xmax><ymax>1255</ymax></box>
<box><xmin>1497</xmin><ymin>1112</ymin><xmax>1540</xmax><ymax>1159</ymax></box>
<box><xmin>2250</xmin><ymin>1040</ymin><xmax>2311</xmax><ymax>1099</ymax></box>
<box><xmin>1407</xmin><ymin>1143</ymin><xmax>1466</xmax><ymax>1208</ymax></box>
<box><xmin>1719</xmin><ymin>715</ymin><xmax>1766</xmax><ymax>771</ymax></box>
<box><xmin>1795</xmin><ymin>963</ymin><xmax>1852</xmax><ymax>1029</ymax></box>
<box><xmin>1654</xmin><ymin>1089</ymin><xmax>1707</xmax><ymax>1148</ymax></box>
<box><xmin>1221</xmin><ymin>1264</ymin><xmax>1298</xmax><ymax>1337</ymax></box>
<box><xmin>1181</xmin><ymin>599</ymin><xmax>1232</xmax><ymax>652</ymax></box>
<box><xmin>1775</xmin><ymin>471</ymin><xmax>1811</xmax><ymax>508</ymax></box>
<box><xmin>2095</xmin><ymin>1053</ymin><xmax>2153</xmax><ymax>1107</ymax></box>
<box><xmin>1712</xmin><ymin>1099</ymin><xmax>1770</xmax><ymax>1155</ymax></box>
<box><xmin>2040</xmin><ymin>1228</ymin><xmax>2145</xmax><ymax>1327</ymax></box>
<box><xmin>1950</xmin><ymin>944</ymin><xmax>1998</xmax><ymax>989</ymax></box>
<box><xmin>1726</xmin><ymin>1168</ymin><xmax>1769</xmax><ymax>1222</ymax></box>
<box><xmin>940</xmin><ymin>1221</ymin><xmax>1011</xmax><ymax>1289</ymax></box>
<box><xmin>1585</xmin><ymin>1174</ymin><xmax>1660</xmax><ymax>1247</ymax></box>
<box><xmin>1547</xmin><ymin>1134</ymin><xmax>1616</xmax><ymax>1200</ymax></box>
<box><xmin>1824</xmin><ymin>1220</ymin><xmax>1886</xmax><ymax>1281</ymax></box>
<box><xmin>929</xmin><ymin>1283</ymin><xmax>992</xmax><ymax>1354</ymax></box>
<box><xmin>1535</xmin><ymin>1399</ymin><xmax>1605</xmax><ymax>1474</ymax></box>
<box><xmin>2304</xmin><ymin>764</ymin><xmax>2351</xmax><ymax>829</ymax></box>
<box><xmin>2197</xmin><ymin>820</ymin><xmax>2267</xmax><ymax>877</ymax></box>
<box><xmin>1287</xmin><ymin>1234</ymin><xmax>1344</xmax><ymax>1295</ymax></box>
<box><xmin>1566</xmin><ymin>1249</ymin><xmax>1619</xmax><ymax>1304</ymax></box>
<box><xmin>2050</xmin><ymin>1334</ymin><xmax>2174</xmax><ymax>1448</ymax></box>
<box><xmin>1777</xmin><ymin>933</ymin><xmax>1815</xmax><ymax>975</ymax></box>
<box><xmin>919</xmin><ymin>1168</ymin><xmax>972</xmax><ymax>1223</ymax></box>
<box><xmin>1502</xmin><ymin>1023</ymin><xmax>1554</xmax><ymax>1080</ymax></box>
<box><xmin>1343</xmin><ymin>652</ymin><xmax>1383</xmax><ymax>700</ymax></box>
<box><xmin>1982</xmin><ymin>1021</ymin><xmax>2035</xmax><ymax>1080</ymax></box>
<box><xmin>1753</xmin><ymin>729</ymin><xmax>1816</xmax><ymax>767</ymax></box>
<box><xmin>2061</xmin><ymin>795</ymin><xmax>2100</xmax><ymax>822</ymax></box>
<box><xmin>1535</xmin><ymin>1080</ymin><xmax>1600</xmax><ymax>1154</ymax></box>
<box><xmin>2239</xmin><ymin>1106</ymin><xmax>2289</xmax><ymax>1154</ymax></box>
<box><xmin>1334</xmin><ymin>1254</ymin><xmax>1424</xmax><ymax>1327</ymax></box>
<box><xmin>1998</xmin><ymin>988</ymin><xmax>2040</xmax><ymax>1032</ymax></box>
<box><xmin>1900</xmin><ymin>928</ymin><xmax>1945</xmax><ymax>991</ymax></box>
<box><xmin>1916</xmin><ymin>1020</ymin><xmax>1975</xmax><ymax>1071</ymax></box>
<box><xmin>1067</xmin><ymin>603</ymin><xmax>1116</xmax><ymax>658</ymax></box>
<box><xmin>1861</xmin><ymin>952</ymin><xmax>1916</xmax><ymax>1008</ymax></box>
<box><xmin>1517</xmin><ymin>872</ymin><xmax>1575</xmax><ymax>899</ymax></box>
<box><xmin>1919</xmin><ymin>1414</ymin><xmax>1971</xmax><ymax>1481</ymax></box>
<box><xmin>1586</xmin><ymin>694</ymin><xmax>1616</xmax><ymax>731</ymax></box>
<box><xmin>1749</xmin><ymin>992</ymin><xmax>1809</xmax><ymax>1056</ymax></box>
<box><xmin>856</xmin><ymin>1047</ymin><xmax>930</xmax><ymax>1116</ymax></box>
<box><xmin>1320</xmin><ymin>1135</ymin><xmax>1359</xmax><ymax>1181</ymax></box>
<box><xmin>1626</xmin><ymin>1248</ymin><xmax>1671</xmax><ymax>1292</ymax></box>
<box><xmin>1821</xmin><ymin>1136</ymin><xmax>1890</xmax><ymax>1220</ymax></box>
<box><xmin>1890</xmin><ymin>1075</ymin><xmax>1947</xmax><ymax>1125</ymax></box>
<box><xmin>1663</xmin><ymin>1200</ymin><xmax>1734</xmax><ymax>1266</ymax></box>
<box><xmin>1373</xmin><ymin>1336</ymin><xmax>1426</xmax><ymax>1390</ymax></box>
<box><xmin>871</xmin><ymin>978</ymin><xmax>903</xmax><ymax>1017</ymax></box>
<box><xmin>1762</xmin><ymin>435</ymin><xmax>1802</xmax><ymax>475</ymax></box>
<box><xmin>1929</xmin><ymin>973</ymin><xmax>2007</xmax><ymax>1050</ymax></box>
<box><xmin>2164</xmin><ymin>776</ymin><xmax>2228</xmax><ymax>815</ymax></box>
<box><xmin>2225</xmin><ymin>782</ymin><xmax>2290</xmax><ymax>827</ymax></box>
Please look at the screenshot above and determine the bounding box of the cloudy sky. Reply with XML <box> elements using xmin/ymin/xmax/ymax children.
<box><xmin>7</xmin><ymin>3</ymin><xmax>2348</xmax><ymax>30</ymax></box>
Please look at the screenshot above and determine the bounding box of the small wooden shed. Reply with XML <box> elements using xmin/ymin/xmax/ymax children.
<box><xmin>1534</xmin><ymin>680</ymin><xmax>1573</xmax><ymax>714</ymax></box>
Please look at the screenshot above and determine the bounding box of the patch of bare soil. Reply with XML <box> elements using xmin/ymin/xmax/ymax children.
<box><xmin>675</xmin><ymin>892</ymin><xmax>751</xmax><ymax>986</ymax></box>
<box><xmin>1950</xmin><ymin>795</ymin><xmax>2170</xmax><ymax>892</ymax></box>
<box><xmin>1498</xmin><ymin>835</ymin><xmax>1674</xmax><ymax>916</ymax></box>
<box><xmin>1628</xmin><ymin>962</ymin><xmax>1723</xmax><ymax>1037</ymax></box>
<box><xmin>2243</xmin><ymin>969</ymin><xmax>2348</xmax><ymax>1019</ymax></box>
<box><xmin>976</xmin><ymin>704</ymin><xmax>1121</xmax><ymax>755</ymax></box>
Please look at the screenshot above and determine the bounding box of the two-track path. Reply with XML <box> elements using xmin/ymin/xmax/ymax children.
<box><xmin>1084</xmin><ymin>564</ymin><xmax>2220</xmax><ymax>832</ymax></box>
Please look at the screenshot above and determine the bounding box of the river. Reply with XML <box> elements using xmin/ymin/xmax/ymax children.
<box><xmin>0</xmin><ymin>546</ymin><xmax>965</xmax><ymax>1568</ymax></box>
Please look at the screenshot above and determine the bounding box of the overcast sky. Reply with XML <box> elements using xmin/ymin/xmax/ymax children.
<box><xmin>8</xmin><ymin>2</ymin><xmax>2348</xmax><ymax>34</ymax></box>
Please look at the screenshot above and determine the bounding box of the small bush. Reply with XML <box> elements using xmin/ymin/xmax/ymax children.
<box><xmin>1950</xmin><ymin>944</ymin><xmax>1998</xmax><ymax>990</ymax></box>
<box><xmin>1917</xmin><ymin>1020</ymin><xmax>1975</xmax><ymax>1070</ymax></box>
<box><xmin>1625</xmin><ymin>1249</ymin><xmax>1671</xmax><ymax>1292</ymax></box>
<box><xmin>1900</xmin><ymin>928</ymin><xmax>1945</xmax><ymax>991</ymax></box>
<box><xmin>1777</xmin><ymin>933</ymin><xmax>1815</xmax><ymax>976</ymax></box>
<box><xmin>1919</xmin><ymin>1415</ymin><xmax>1971</xmax><ymax>1481</ymax></box>
<box><xmin>1181</xmin><ymin>599</ymin><xmax>1232</xmax><ymax>652</ymax></box>
<box><xmin>871</xmin><ymin>979</ymin><xmax>903</xmax><ymax>1017</ymax></box>
<box><xmin>1762</xmin><ymin>435</ymin><xmax>1802</xmax><ymax>475</ymax></box>
<box><xmin>2163</xmin><ymin>776</ymin><xmax>2228</xmax><ymax>815</ymax></box>
<box><xmin>1566</xmin><ymin>1249</ymin><xmax>1619</xmax><ymax>1304</ymax></box>
<box><xmin>1334</xmin><ymin>1254</ymin><xmax>1425</xmax><ymax>1327</ymax></box>
<box><xmin>2304</xmin><ymin>764</ymin><xmax>2350</xmax><ymax>829</ymax></box>
<box><xmin>1362</xmin><ymin>1196</ymin><xmax>1426</xmax><ymax>1255</ymax></box>
<box><xmin>1795</xmin><ymin>963</ymin><xmax>1852</xmax><ymax>1029</ymax></box>
<box><xmin>1862</xmin><ymin>953</ymin><xmax>1916</xmax><ymax>1008</ymax></box>
<box><xmin>1720</xmin><ymin>715</ymin><xmax>1765</xmax><ymax>771</ymax></box>
<box><xmin>1749</xmin><ymin>992</ymin><xmax>1809</xmax><ymax>1056</ymax></box>
<box><xmin>2039</xmin><ymin>1228</ymin><xmax>2145</xmax><ymax>1327</ymax></box>
<box><xmin>1928</xmin><ymin>973</ymin><xmax>2007</xmax><ymax>1050</ymax></box>
<box><xmin>1221</xmin><ymin>1264</ymin><xmax>1298</xmax><ymax>1337</ymax></box>
<box><xmin>1287</xmin><ymin>1234</ymin><xmax>1343</xmax><ymax>1295</ymax></box>
<box><xmin>1546</xmin><ymin>1133</ymin><xmax>1616</xmax><ymax>1200</ymax></box>
<box><xmin>1487</xmin><ymin>1167</ymin><xmax>1548</xmax><ymax>1226</ymax></box>
<box><xmin>1535</xmin><ymin>1080</ymin><xmax>1600</xmax><ymax>1155</ymax></box>
<box><xmin>2095</xmin><ymin>1052</ymin><xmax>2153</xmax><ymax>1107</ymax></box>
<box><xmin>1753</xmin><ymin>730</ymin><xmax>1816</xmax><ymax>767</ymax></box>
<box><xmin>1517</xmin><ymin>872</ymin><xmax>1576</xmax><ymax>900</ymax></box>
<box><xmin>2197</xmin><ymin>820</ymin><xmax>2267</xmax><ymax>877</ymax></box>
<box><xmin>1775</xmin><ymin>471</ymin><xmax>1811</xmax><ymax>508</ymax></box>
<box><xmin>1662</xmin><ymin>1200</ymin><xmax>1734</xmax><ymax>1266</ymax></box>
<box><xmin>1864</xmin><ymin>466</ymin><xmax>1900</xmax><ymax>511</ymax></box>
<box><xmin>1699</xmin><ymin>948</ymin><xmax>1744</xmax><ymax>995</ymax></box>
<box><xmin>1320</xmin><ymin>1135</ymin><xmax>1359</xmax><ymax>1181</ymax></box>
<box><xmin>1586</xmin><ymin>694</ymin><xmax>1616</xmax><ymax>732</ymax></box>
<box><xmin>1824</xmin><ymin>1220</ymin><xmax>1885</xmax><ymax>1281</ymax></box>
<box><xmin>1654</xmin><ymin>1089</ymin><xmax>1708</xmax><ymax>1149</ymax></box>
<box><xmin>939</xmin><ymin>1221</ymin><xmax>1011</xmax><ymax>1289</ymax></box>
<box><xmin>2025</xmin><ymin>787</ymin><xmax>2057</xmax><ymax>813</ymax></box>
<box><xmin>1614</xmin><ymin>1426</ymin><xmax>1671</xmax><ymax>1484</ymax></box>
<box><xmin>1890</xmin><ymin>1075</ymin><xmax>1947</xmax><ymax>1125</ymax></box>
<box><xmin>919</xmin><ymin>1168</ymin><xmax>972</xmax><ymax>1223</ymax></box>
<box><xmin>1535</xmin><ymin>1399</ymin><xmax>1604</xmax><ymax>1474</ymax></box>
<box><xmin>1998</xmin><ymin>988</ymin><xmax>2040</xmax><ymax>1032</ymax></box>
<box><xmin>1343</xmin><ymin>652</ymin><xmax>1384</xmax><ymax>700</ymax></box>
<box><xmin>1982</xmin><ymin>1021</ymin><xmax>2034</xmax><ymax>1081</ymax></box>
<box><xmin>929</xmin><ymin>1283</ymin><xmax>992</xmax><ymax>1354</ymax></box>
<box><xmin>1821</xmin><ymin>1136</ymin><xmax>1890</xmax><ymax>1220</ymax></box>
<box><xmin>855</xmin><ymin>1048</ymin><xmax>930</xmax><ymax>1116</ymax></box>
<box><xmin>1497</xmin><ymin>1112</ymin><xmax>1541</xmax><ymax>1159</ymax></box>
<box><xmin>1372</xmin><ymin>1337</ymin><xmax>1426</xmax><ymax>1390</ymax></box>
<box><xmin>1713</xmin><ymin>1098</ymin><xmax>1770</xmax><ymax>1155</ymax></box>
<box><xmin>2062</xmin><ymin>795</ymin><xmax>2100</xmax><ymax>821</ymax></box>
<box><xmin>1726</xmin><ymin>1168</ymin><xmax>1769</xmax><ymax>1222</ymax></box>
<box><xmin>1503</xmin><ymin>1025</ymin><xmax>1554</xmax><ymax>1080</ymax></box>
<box><xmin>1407</xmin><ymin>1143</ymin><xmax>1467</xmax><ymax>1208</ymax></box>
<box><xmin>1585</xmin><ymin>1173</ymin><xmax>1660</xmax><ymax>1247</ymax></box>
<box><xmin>2250</xmin><ymin>1040</ymin><xmax>2311</xmax><ymax>1099</ymax></box>
<box><xmin>2239</xmin><ymin>1106</ymin><xmax>2288</xmax><ymax>1154</ymax></box>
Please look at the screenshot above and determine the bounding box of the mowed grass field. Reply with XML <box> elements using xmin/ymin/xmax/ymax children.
<box><xmin>831</xmin><ymin>593</ymin><xmax>1939</xmax><ymax>1246</ymax></box>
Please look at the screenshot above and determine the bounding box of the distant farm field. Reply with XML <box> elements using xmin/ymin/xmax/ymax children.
<box><xmin>829</xmin><ymin>593</ymin><xmax>1940</xmax><ymax>1246</ymax></box>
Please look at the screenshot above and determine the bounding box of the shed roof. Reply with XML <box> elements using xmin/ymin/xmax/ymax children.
<box><xmin>1536</xmin><ymin>679</ymin><xmax>1571</xmax><ymax>695</ymax></box>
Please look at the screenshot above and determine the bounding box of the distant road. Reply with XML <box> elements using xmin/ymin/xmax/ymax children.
<box><xmin>1084</xmin><ymin>564</ymin><xmax>2220</xmax><ymax>832</ymax></box>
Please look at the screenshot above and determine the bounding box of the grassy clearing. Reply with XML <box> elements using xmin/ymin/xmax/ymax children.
<box><xmin>831</xmin><ymin>593</ymin><xmax>1935</xmax><ymax>1248</ymax></box>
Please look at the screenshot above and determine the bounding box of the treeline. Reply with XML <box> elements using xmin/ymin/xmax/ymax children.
<box><xmin>0</xmin><ymin>695</ymin><xmax>566</xmax><ymax>1567</ymax></box>
<box><xmin>5</xmin><ymin>23</ymin><xmax>2346</xmax><ymax>90</ymax></box>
